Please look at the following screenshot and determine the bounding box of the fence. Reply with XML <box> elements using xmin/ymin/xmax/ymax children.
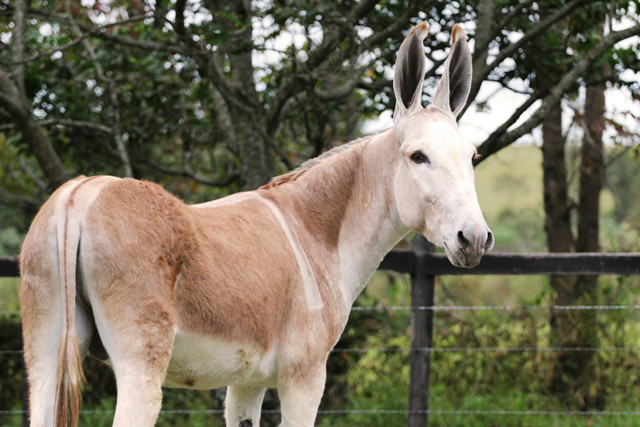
<box><xmin>2</xmin><ymin>235</ymin><xmax>640</xmax><ymax>426</ymax></box>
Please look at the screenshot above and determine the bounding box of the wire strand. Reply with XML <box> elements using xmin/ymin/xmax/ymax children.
<box><xmin>3</xmin><ymin>346</ymin><xmax>640</xmax><ymax>356</ymax></box>
<box><xmin>3</xmin><ymin>305</ymin><xmax>640</xmax><ymax>317</ymax></box>
<box><xmin>330</xmin><ymin>346</ymin><xmax>640</xmax><ymax>353</ymax></box>
<box><xmin>351</xmin><ymin>305</ymin><xmax>640</xmax><ymax>312</ymax></box>
<box><xmin>4</xmin><ymin>409</ymin><xmax>640</xmax><ymax>417</ymax></box>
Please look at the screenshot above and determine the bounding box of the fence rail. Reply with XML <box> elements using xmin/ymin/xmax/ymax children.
<box><xmin>4</xmin><ymin>248</ymin><xmax>640</xmax><ymax>278</ymax></box>
<box><xmin>379</xmin><ymin>249</ymin><xmax>640</xmax><ymax>275</ymax></box>
<box><xmin>3</xmin><ymin>238</ymin><xmax>640</xmax><ymax>426</ymax></box>
<box><xmin>0</xmin><ymin>256</ymin><xmax>18</xmax><ymax>277</ymax></box>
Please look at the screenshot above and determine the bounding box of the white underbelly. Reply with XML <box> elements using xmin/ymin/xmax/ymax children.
<box><xmin>164</xmin><ymin>329</ymin><xmax>278</xmax><ymax>390</ymax></box>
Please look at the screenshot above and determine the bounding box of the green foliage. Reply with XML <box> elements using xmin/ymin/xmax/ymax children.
<box><xmin>316</xmin><ymin>275</ymin><xmax>640</xmax><ymax>426</ymax></box>
<box><xmin>0</xmin><ymin>315</ymin><xmax>24</xmax><ymax>426</ymax></box>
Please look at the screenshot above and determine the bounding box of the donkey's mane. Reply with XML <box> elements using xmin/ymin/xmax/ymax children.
<box><xmin>261</xmin><ymin>132</ymin><xmax>382</xmax><ymax>189</ymax></box>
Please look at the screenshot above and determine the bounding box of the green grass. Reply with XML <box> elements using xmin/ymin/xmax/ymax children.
<box><xmin>475</xmin><ymin>144</ymin><xmax>616</xmax><ymax>232</ymax></box>
<box><xmin>0</xmin><ymin>278</ymin><xmax>19</xmax><ymax>312</ymax></box>
<box><xmin>475</xmin><ymin>145</ymin><xmax>545</xmax><ymax>226</ymax></box>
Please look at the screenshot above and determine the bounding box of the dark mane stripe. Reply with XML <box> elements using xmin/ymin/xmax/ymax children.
<box><xmin>260</xmin><ymin>132</ymin><xmax>382</xmax><ymax>189</ymax></box>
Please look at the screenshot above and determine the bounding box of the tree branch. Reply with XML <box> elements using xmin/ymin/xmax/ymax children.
<box><xmin>0</xmin><ymin>80</ymin><xmax>27</xmax><ymax>118</ymax></box>
<box><xmin>468</xmin><ymin>0</ymin><xmax>594</xmax><ymax>111</ymax></box>
<box><xmin>47</xmin><ymin>119</ymin><xmax>114</xmax><ymax>134</ymax></box>
<box><xmin>64</xmin><ymin>0</ymin><xmax>132</xmax><ymax>177</ymax></box>
<box><xmin>11</xmin><ymin>0</ymin><xmax>27</xmax><ymax>96</ymax></box>
<box><xmin>3</xmin><ymin>13</ymin><xmax>168</xmax><ymax>66</ymax></box>
<box><xmin>492</xmin><ymin>0</ymin><xmax>537</xmax><ymax>41</ymax></box>
<box><xmin>20</xmin><ymin>155</ymin><xmax>47</xmax><ymax>190</ymax></box>
<box><xmin>476</xmin><ymin>22</ymin><xmax>640</xmax><ymax>161</ymax></box>
<box><xmin>266</xmin><ymin>0</ymin><xmax>400</xmax><ymax>138</ymax></box>
<box><xmin>0</xmin><ymin>186</ymin><xmax>40</xmax><ymax>209</ymax></box>
<box><xmin>146</xmin><ymin>158</ymin><xmax>240</xmax><ymax>187</ymax></box>
<box><xmin>475</xmin><ymin>89</ymin><xmax>542</xmax><ymax>162</ymax></box>
<box><xmin>0</xmin><ymin>6</ymin><xmax>70</xmax><ymax>188</ymax></box>
<box><xmin>361</xmin><ymin>3</ymin><xmax>420</xmax><ymax>49</ymax></box>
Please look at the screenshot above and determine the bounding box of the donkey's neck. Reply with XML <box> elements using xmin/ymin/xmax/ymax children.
<box><xmin>261</xmin><ymin>129</ymin><xmax>409</xmax><ymax>307</ymax></box>
<box><xmin>336</xmin><ymin>129</ymin><xmax>409</xmax><ymax>303</ymax></box>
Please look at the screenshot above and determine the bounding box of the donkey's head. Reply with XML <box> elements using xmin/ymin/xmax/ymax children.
<box><xmin>392</xmin><ymin>23</ymin><xmax>493</xmax><ymax>268</ymax></box>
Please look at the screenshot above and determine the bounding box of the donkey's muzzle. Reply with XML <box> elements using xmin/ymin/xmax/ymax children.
<box><xmin>446</xmin><ymin>226</ymin><xmax>493</xmax><ymax>268</ymax></box>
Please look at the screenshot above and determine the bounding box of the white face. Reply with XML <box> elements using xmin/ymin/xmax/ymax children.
<box><xmin>393</xmin><ymin>108</ymin><xmax>493</xmax><ymax>268</ymax></box>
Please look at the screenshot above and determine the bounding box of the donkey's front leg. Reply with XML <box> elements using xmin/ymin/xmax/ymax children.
<box><xmin>277</xmin><ymin>361</ymin><xmax>327</xmax><ymax>427</ymax></box>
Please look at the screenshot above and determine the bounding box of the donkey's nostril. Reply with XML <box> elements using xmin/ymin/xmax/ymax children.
<box><xmin>457</xmin><ymin>230</ymin><xmax>470</xmax><ymax>248</ymax></box>
<box><xmin>485</xmin><ymin>230</ymin><xmax>494</xmax><ymax>250</ymax></box>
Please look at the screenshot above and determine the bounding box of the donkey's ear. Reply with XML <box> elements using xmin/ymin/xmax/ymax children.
<box><xmin>432</xmin><ymin>25</ymin><xmax>472</xmax><ymax>118</ymax></box>
<box><xmin>393</xmin><ymin>23</ymin><xmax>429</xmax><ymax>124</ymax></box>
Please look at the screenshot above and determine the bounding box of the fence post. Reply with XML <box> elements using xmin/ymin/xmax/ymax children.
<box><xmin>408</xmin><ymin>235</ymin><xmax>435</xmax><ymax>427</ymax></box>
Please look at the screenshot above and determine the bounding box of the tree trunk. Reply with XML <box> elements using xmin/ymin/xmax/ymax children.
<box><xmin>466</xmin><ymin>0</ymin><xmax>496</xmax><ymax>114</ymax></box>
<box><xmin>543</xmin><ymin>73</ymin><xmax>607</xmax><ymax>410</ymax></box>
<box><xmin>0</xmin><ymin>0</ymin><xmax>69</xmax><ymax>190</ymax></box>
<box><xmin>18</xmin><ymin>115</ymin><xmax>71</xmax><ymax>189</ymax></box>
<box><xmin>542</xmin><ymin>102</ymin><xmax>572</xmax><ymax>255</ymax></box>
<box><xmin>577</xmin><ymin>84</ymin><xmax>605</xmax><ymax>254</ymax></box>
<box><xmin>207</xmin><ymin>0</ymin><xmax>275</xmax><ymax>190</ymax></box>
<box><xmin>571</xmin><ymin>26</ymin><xmax>607</xmax><ymax>408</ymax></box>
<box><xmin>541</xmin><ymin>101</ymin><xmax>577</xmax><ymax>402</ymax></box>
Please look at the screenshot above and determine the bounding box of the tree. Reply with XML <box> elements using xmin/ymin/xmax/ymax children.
<box><xmin>2</xmin><ymin>1</ymin><xmax>638</xmax><ymax>207</ymax></box>
<box><xmin>534</xmin><ymin>2</ymin><xmax>624</xmax><ymax>409</ymax></box>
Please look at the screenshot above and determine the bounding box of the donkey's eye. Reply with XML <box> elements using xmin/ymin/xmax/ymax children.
<box><xmin>410</xmin><ymin>151</ymin><xmax>430</xmax><ymax>165</ymax></box>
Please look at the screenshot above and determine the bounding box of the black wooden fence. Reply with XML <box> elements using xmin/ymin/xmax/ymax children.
<box><xmin>378</xmin><ymin>235</ymin><xmax>640</xmax><ymax>427</ymax></box>
<box><xmin>3</xmin><ymin>235</ymin><xmax>640</xmax><ymax>426</ymax></box>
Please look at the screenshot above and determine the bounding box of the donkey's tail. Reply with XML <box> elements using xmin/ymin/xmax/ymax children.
<box><xmin>54</xmin><ymin>191</ymin><xmax>85</xmax><ymax>427</ymax></box>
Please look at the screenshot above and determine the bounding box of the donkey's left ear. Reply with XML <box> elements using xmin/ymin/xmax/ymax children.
<box><xmin>432</xmin><ymin>25</ymin><xmax>472</xmax><ymax>118</ymax></box>
<box><xmin>393</xmin><ymin>23</ymin><xmax>429</xmax><ymax>124</ymax></box>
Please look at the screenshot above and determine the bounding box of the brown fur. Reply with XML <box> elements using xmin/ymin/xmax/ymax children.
<box><xmin>261</xmin><ymin>137</ymin><xmax>368</xmax><ymax>249</ymax></box>
<box><xmin>78</xmin><ymin>178</ymin><xmax>313</xmax><ymax>351</ymax></box>
<box><xmin>261</xmin><ymin>136</ymin><xmax>370</xmax><ymax>189</ymax></box>
<box><xmin>174</xmin><ymin>197</ymin><xmax>299</xmax><ymax>348</ymax></box>
<box><xmin>257</xmin><ymin>140</ymin><xmax>374</xmax><ymax>364</ymax></box>
<box><xmin>84</xmin><ymin>179</ymin><xmax>184</xmax><ymax>371</ymax></box>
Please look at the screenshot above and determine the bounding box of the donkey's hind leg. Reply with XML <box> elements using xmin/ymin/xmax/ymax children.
<box><xmin>224</xmin><ymin>384</ymin><xmax>267</xmax><ymax>426</ymax></box>
<box><xmin>21</xmin><ymin>283</ymin><xmax>95</xmax><ymax>427</ymax></box>
<box><xmin>21</xmin><ymin>279</ymin><xmax>62</xmax><ymax>427</ymax></box>
<box><xmin>89</xmin><ymin>293</ymin><xmax>176</xmax><ymax>427</ymax></box>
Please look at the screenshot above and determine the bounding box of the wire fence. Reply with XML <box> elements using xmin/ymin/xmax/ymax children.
<box><xmin>4</xmin><ymin>408</ymin><xmax>640</xmax><ymax>417</ymax></box>
<box><xmin>351</xmin><ymin>304</ymin><xmax>640</xmax><ymax>311</ymax></box>
<box><xmin>4</xmin><ymin>248</ymin><xmax>640</xmax><ymax>425</ymax></box>
<box><xmin>3</xmin><ymin>302</ymin><xmax>640</xmax><ymax>422</ymax></box>
<box><xmin>3</xmin><ymin>304</ymin><xmax>640</xmax><ymax>356</ymax></box>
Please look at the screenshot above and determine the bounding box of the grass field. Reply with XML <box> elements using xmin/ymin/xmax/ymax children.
<box><xmin>475</xmin><ymin>145</ymin><xmax>544</xmax><ymax>224</ymax></box>
<box><xmin>475</xmin><ymin>144</ymin><xmax>617</xmax><ymax>229</ymax></box>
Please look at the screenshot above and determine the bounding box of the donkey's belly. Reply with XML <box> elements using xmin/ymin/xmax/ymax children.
<box><xmin>164</xmin><ymin>329</ymin><xmax>278</xmax><ymax>390</ymax></box>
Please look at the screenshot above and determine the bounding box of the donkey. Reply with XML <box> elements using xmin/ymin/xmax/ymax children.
<box><xmin>20</xmin><ymin>23</ymin><xmax>493</xmax><ymax>426</ymax></box>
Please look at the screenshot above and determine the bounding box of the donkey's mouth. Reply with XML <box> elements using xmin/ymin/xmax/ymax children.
<box><xmin>443</xmin><ymin>243</ymin><xmax>483</xmax><ymax>269</ymax></box>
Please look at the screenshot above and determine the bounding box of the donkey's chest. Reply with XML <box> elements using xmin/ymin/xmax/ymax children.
<box><xmin>163</xmin><ymin>329</ymin><xmax>278</xmax><ymax>390</ymax></box>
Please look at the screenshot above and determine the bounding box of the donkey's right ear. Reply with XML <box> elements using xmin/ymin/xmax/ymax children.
<box><xmin>393</xmin><ymin>23</ymin><xmax>429</xmax><ymax>125</ymax></box>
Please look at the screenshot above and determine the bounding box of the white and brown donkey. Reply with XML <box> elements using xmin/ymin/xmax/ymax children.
<box><xmin>20</xmin><ymin>23</ymin><xmax>493</xmax><ymax>426</ymax></box>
